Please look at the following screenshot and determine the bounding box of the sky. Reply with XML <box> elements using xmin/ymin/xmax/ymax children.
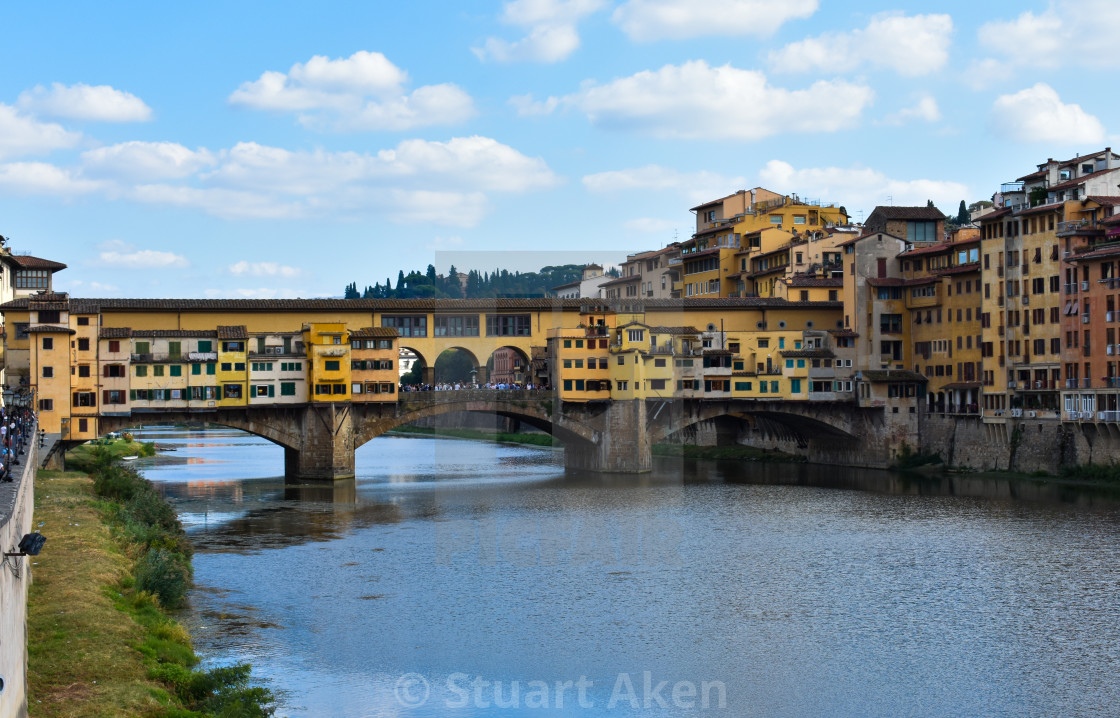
<box><xmin>0</xmin><ymin>0</ymin><xmax>1116</xmax><ymax>299</ymax></box>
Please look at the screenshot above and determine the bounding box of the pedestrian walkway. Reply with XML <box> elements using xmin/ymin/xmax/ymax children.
<box><xmin>37</xmin><ymin>432</ymin><xmax>62</xmax><ymax>470</ymax></box>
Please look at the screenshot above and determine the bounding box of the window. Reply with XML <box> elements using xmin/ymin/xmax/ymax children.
<box><xmin>223</xmin><ymin>384</ymin><xmax>242</xmax><ymax>399</ymax></box>
<box><xmin>281</xmin><ymin>382</ymin><xmax>296</xmax><ymax>396</ymax></box>
<box><xmin>103</xmin><ymin>364</ymin><xmax>125</xmax><ymax>378</ymax></box>
<box><xmin>135</xmin><ymin>341</ymin><xmax>150</xmax><ymax>355</ymax></box>
<box><xmin>234</xmin><ymin>362</ymin><xmax>245</xmax><ymax>371</ymax></box>
<box><xmin>76</xmin><ymin>317</ymin><xmax>89</xmax><ymax>326</ymax></box>
<box><xmin>78</xmin><ymin>364</ymin><xmax>90</xmax><ymax>377</ymax></box>
<box><xmin>221</xmin><ymin>362</ymin><xmax>232</xmax><ymax>371</ymax></box>
<box><xmin>42</xmin><ymin>337</ymin><xmax>53</xmax><ymax>350</ymax></box>
<box><xmin>170</xmin><ymin>365</ymin><xmax>182</xmax><ymax>377</ymax></box>
<box><xmin>486</xmin><ymin>314</ymin><xmax>531</xmax><ymax>337</ymax></box>
<box><xmin>42</xmin><ymin>366</ymin><xmax>53</xmax><ymax>378</ymax></box>
<box><xmin>153</xmin><ymin>365</ymin><xmax>164</xmax><ymax>377</ymax></box>
<box><xmin>735</xmin><ymin>381</ymin><xmax>752</xmax><ymax>391</ymax></box>
<box><xmin>135</xmin><ymin>365</ymin><xmax>147</xmax><ymax>377</ymax></box>
<box><xmin>72</xmin><ymin>392</ymin><xmax>97</xmax><ymax>407</ymax></box>
<box><xmin>16</xmin><ymin>270</ymin><xmax>50</xmax><ymax>289</ymax></box>
<box><xmin>108</xmin><ymin>340</ymin><xmax>120</xmax><ymax>353</ymax></box>
<box><xmin>168</xmin><ymin>341</ymin><xmax>181</xmax><ymax>359</ymax></box>
<box><xmin>434</xmin><ymin>315</ymin><xmax>480</xmax><ymax>337</ymax></box>
<box><xmin>77</xmin><ymin>338</ymin><xmax>90</xmax><ymax>351</ymax></box>
<box><xmin>628</xmin><ymin>329</ymin><xmax>645</xmax><ymax>342</ymax></box>
<box><xmin>325</xmin><ymin>360</ymin><xmax>340</xmax><ymax>371</ymax></box>
<box><xmin>333</xmin><ymin>383</ymin><xmax>346</xmax><ymax>394</ymax></box>
<box><xmin>198</xmin><ymin>340</ymin><xmax>212</xmax><ymax>353</ymax></box>
<box><xmin>206</xmin><ymin>363</ymin><xmax>216</xmax><ymax>375</ymax></box>
<box><xmin>192</xmin><ymin>363</ymin><xmax>201</xmax><ymax>375</ymax></box>
<box><xmin>38</xmin><ymin>398</ymin><xmax>53</xmax><ymax>411</ymax></box>
<box><xmin>79</xmin><ymin>419</ymin><xmax>88</xmax><ymax>432</ymax></box>
<box><xmin>222</xmin><ymin>341</ymin><xmax>243</xmax><ymax>352</ymax></box>
<box><xmin>382</xmin><ymin>315</ymin><xmax>427</xmax><ymax>337</ymax></box>
<box><xmin>650</xmin><ymin>379</ymin><xmax>667</xmax><ymax>391</ymax></box>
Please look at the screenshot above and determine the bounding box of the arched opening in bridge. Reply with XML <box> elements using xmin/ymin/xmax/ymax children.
<box><xmin>433</xmin><ymin>347</ymin><xmax>481</xmax><ymax>385</ymax></box>
<box><xmin>399</xmin><ymin>346</ymin><xmax>430</xmax><ymax>387</ymax></box>
<box><xmin>486</xmin><ymin>346</ymin><xmax>532</xmax><ymax>386</ymax></box>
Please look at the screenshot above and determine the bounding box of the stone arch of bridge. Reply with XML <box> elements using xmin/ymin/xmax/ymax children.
<box><xmin>485</xmin><ymin>345</ymin><xmax>532</xmax><ymax>383</ymax></box>
<box><xmin>649</xmin><ymin>405</ymin><xmax>856</xmax><ymax>446</ymax></box>
<box><xmin>433</xmin><ymin>345</ymin><xmax>483</xmax><ymax>382</ymax></box>
<box><xmin>352</xmin><ymin>399</ymin><xmax>599</xmax><ymax>449</ymax></box>
<box><xmin>97</xmin><ymin>411</ymin><xmax>304</xmax><ymax>452</ymax></box>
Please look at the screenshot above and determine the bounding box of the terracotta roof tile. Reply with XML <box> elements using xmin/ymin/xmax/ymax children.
<box><xmin>217</xmin><ymin>325</ymin><xmax>248</xmax><ymax>340</ymax></box>
<box><xmin>29</xmin><ymin>324</ymin><xmax>75</xmax><ymax>334</ymax></box>
<box><xmin>99</xmin><ymin>327</ymin><xmax>132</xmax><ymax>338</ymax></box>
<box><xmin>349</xmin><ymin>327</ymin><xmax>399</xmax><ymax>338</ymax></box>
<box><xmin>2</xmin><ymin>255</ymin><xmax>66</xmax><ymax>271</ymax></box>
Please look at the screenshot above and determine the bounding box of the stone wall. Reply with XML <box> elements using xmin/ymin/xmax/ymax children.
<box><xmin>0</xmin><ymin>440</ymin><xmax>36</xmax><ymax>718</ymax></box>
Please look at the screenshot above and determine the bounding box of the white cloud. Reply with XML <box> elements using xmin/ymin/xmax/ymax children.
<box><xmin>622</xmin><ymin>217</ymin><xmax>677</xmax><ymax>233</ymax></box>
<box><xmin>0</xmin><ymin>105</ymin><xmax>82</xmax><ymax>160</ymax></box>
<box><xmin>990</xmin><ymin>84</ymin><xmax>1105</xmax><ymax>144</ymax></box>
<box><xmin>426</xmin><ymin>235</ymin><xmax>465</xmax><ymax>251</ymax></box>
<box><xmin>582</xmin><ymin>165</ymin><xmax>746</xmax><ymax>203</ymax></box>
<box><xmin>229</xmin><ymin>50</ymin><xmax>474</xmax><ymax>131</ymax></box>
<box><xmin>17</xmin><ymin>83</ymin><xmax>152</xmax><ymax>122</ymax></box>
<box><xmin>92</xmin><ymin>240</ymin><xmax>189</xmax><ymax>269</ymax></box>
<box><xmin>882</xmin><ymin>94</ymin><xmax>941</xmax><ymax>126</ymax></box>
<box><xmin>509</xmin><ymin>93</ymin><xmax>560</xmax><ymax>116</ymax></box>
<box><xmin>59</xmin><ymin>279</ymin><xmax>119</xmax><ymax>295</ymax></box>
<box><xmin>566</xmin><ymin>61</ymin><xmax>873</xmax><ymax>140</ymax></box>
<box><xmin>963</xmin><ymin>58</ymin><xmax>1014</xmax><ymax>91</ymax></box>
<box><xmin>474</xmin><ymin>0</ymin><xmax>605</xmax><ymax>63</ymax></box>
<box><xmin>758</xmin><ymin>160</ymin><xmax>968</xmax><ymax>217</ymax></box>
<box><xmin>768</xmin><ymin>12</ymin><xmax>952</xmax><ymax>76</ymax></box>
<box><xmin>229</xmin><ymin>261</ymin><xmax>301</xmax><ymax>277</ymax></box>
<box><xmin>0</xmin><ymin>162</ymin><xmax>105</xmax><ymax>195</ymax></box>
<box><xmin>129</xmin><ymin>184</ymin><xmax>307</xmax><ymax>220</ymax></box>
<box><xmin>613</xmin><ymin>0</ymin><xmax>817</xmax><ymax>42</ymax></box>
<box><xmin>382</xmin><ymin>189</ymin><xmax>491</xmax><ymax>226</ymax></box>
<box><xmin>979</xmin><ymin>0</ymin><xmax>1120</xmax><ymax>69</ymax></box>
<box><xmin>204</xmin><ymin>287</ymin><xmax>310</xmax><ymax>299</ymax></box>
<box><xmin>81</xmin><ymin>141</ymin><xmax>216</xmax><ymax>181</ymax></box>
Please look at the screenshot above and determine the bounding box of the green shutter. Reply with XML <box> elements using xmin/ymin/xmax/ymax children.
<box><xmin>207</xmin><ymin>363</ymin><xmax>215</xmax><ymax>375</ymax></box>
<box><xmin>198</xmin><ymin>340</ymin><xmax>212</xmax><ymax>353</ymax></box>
<box><xmin>192</xmin><ymin>363</ymin><xmax>201</xmax><ymax>375</ymax></box>
<box><xmin>268</xmin><ymin>384</ymin><xmax>275</xmax><ymax>398</ymax></box>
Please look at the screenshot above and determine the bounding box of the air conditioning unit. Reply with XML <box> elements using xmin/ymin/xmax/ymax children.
<box><xmin>1028</xmin><ymin>411</ymin><xmax>1037</xmax><ymax>418</ymax></box>
<box><xmin>1008</xmin><ymin>381</ymin><xmax>1017</xmax><ymax>388</ymax></box>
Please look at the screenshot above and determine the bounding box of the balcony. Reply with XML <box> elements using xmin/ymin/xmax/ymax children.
<box><xmin>1082</xmin><ymin>377</ymin><xmax>1092</xmax><ymax>388</ymax></box>
<box><xmin>1099</xmin><ymin>410</ymin><xmax>1120</xmax><ymax>422</ymax></box>
<box><xmin>1057</xmin><ymin>219</ymin><xmax>1106</xmax><ymax>238</ymax></box>
<box><xmin>1066</xmin><ymin>378</ymin><xmax>1078</xmax><ymax>388</ymax></box>
<box><xmin>1065</xmin><ymin>283</ymin><xmax>1077</xmax><ymax>295</ymax></box>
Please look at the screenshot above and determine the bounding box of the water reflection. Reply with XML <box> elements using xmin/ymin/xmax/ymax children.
<box><xmin>128</xmin><ymin>426</ymin><xmax>1120</xmax><ymax>718</ymax></box>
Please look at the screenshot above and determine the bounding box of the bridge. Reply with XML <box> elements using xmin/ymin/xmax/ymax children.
<box><xmin>96</xmin><ymin>390</ymin><xmax>894</xmax><ymax>480</ymax></box>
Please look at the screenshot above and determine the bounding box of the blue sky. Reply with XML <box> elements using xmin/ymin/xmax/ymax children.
<box><xmin>0</xmin><ymin>1</ymin><xmax>1115</xmax><ymax>298</ymax></box>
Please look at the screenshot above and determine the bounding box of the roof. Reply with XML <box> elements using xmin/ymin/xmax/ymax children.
<box><xmin>899</xmin><ymin>242</ymin><xmax>954</xmax><ymax>258</ymax></box>
<box><xmin>649</xmin><ymin>326</ymin><xmax>700</xmax><ymax>335</ymax></box>
<box><xmin>0</xmin><ymin>254</ymin><xmax>67</xmax><ymax>271</ymax></box>
<box><xmin>1085</xmin><ymin>196</ymin><xmax>1120</xmax><ymax>207</ymax></box>
<box><xmin>133</xmin><ymin>329</ymin><xmax>218</xmax><ymax>338</ymax></box>
<box><xmin>99</xmin><ymin>327</ymin><xmax>133</xmax><ymax>338</ymax></box>
<box><xmin>27</xmin><ymin>324</ymin><xmax>75</xmax><ymax>334</ymax></box>
<box><xmin>1047</xmin><ymin>167</ymin><xmax>1119</xmax><ymax>192</ymax></box>
<box><xmin>216</xmin><ymin>325</ymin><xmax>248</xmax><ymax>340</ymax></box>
<box><xmin>860</xmin><ymin>369</ymin><xmax>928</xmax><ymax>383</ymax></box>
<box><xmin>1014</xmin><ymin>202</ymin><xmax>1064</xmax><ymax>217</ymax></box>
<box><xmin>939</xmin><ymin>382</ymin><xmax>982</xmax><ymax>391</ymax></box>
<box><xmin>978</xmin><ymin>208</ymin><xmax>1012</xmax><ymax>222</ymax></box>
<box><xmin>703</xmin><ymin>349</ymin><xmax>733</xmax><ymax>356</ymax></box>
<box><xmin>836</xmin><ymin>230</ymin><xmax>906</xmax><ymax>248</ymax></box>
<box><xmin>780</xmin><ymin>349</ymin><xmax>836</xmax><ymax>358</ymax></box>
<box><xmin>829</xmin><ymin>329</ymin><xmax>859</xmax><ymax>338</ymax></box>
<box><xmin>1065</xmin><ymin>242</ymin><xmax>1120</xmax><ymax>262</ymax></box>
<box><xmin>937</xmin><ymin>262</ymin><xmax>981</xmax><ymax>276</ymax></box>
<box><xmin>0</xmin><ymin>296</ymin><xmax>843</xmax><ymax>313</ymax></box>
<box><xmin>349</xmin><ymin>327</ymin><xmax>399</xmax><ymax>338</ymax></box>
<box><xmin>1016</xmin><ymin>168</ymin><xmax>1047</xmax><ymax>182</ymax></box>
<box><xmin>786</xmin><ymin>276</ymin><xmax>842</xmax><ymax>288</ymax></box>
<box><xmin>600</xmin><ymin>274</ymin><xmax>640</xmax><ymax>288</ymax></box>
<box><xmin>866</xmin><ymin>206</ymin><xmax>946</xmax><ymax>225</ymax></box>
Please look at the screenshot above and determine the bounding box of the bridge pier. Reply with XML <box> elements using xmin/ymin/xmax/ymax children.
<box><xmin>285</xmin><ymin>403</ymin><xmax>355</xmax><ymax>482</ymax></box>
<box><xmin>564</xmin><ymin>399</ymin><xmax>651</xmax><ymax>473</ymax></box>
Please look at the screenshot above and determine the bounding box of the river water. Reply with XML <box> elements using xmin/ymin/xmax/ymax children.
<box><xmin>133</xmin><ymin>426</ymin><xmax>1120</xmax><ymax>718</ymax></box>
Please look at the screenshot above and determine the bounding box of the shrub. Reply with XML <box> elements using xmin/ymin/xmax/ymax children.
<box><xmin>135</xmin><ymin>548</ymin><xmax>192</xmax><ymax>609</ymax></box>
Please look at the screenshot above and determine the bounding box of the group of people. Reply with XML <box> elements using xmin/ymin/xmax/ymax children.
<box><xmin>0</xmin><ymin>405</ymin><xmax>35</xmax><ymax>483</ymax></box>
<box><xmin>400</xmin><ymin>381</ymin><xmax>549</xmax><ymax>392</ymax></box>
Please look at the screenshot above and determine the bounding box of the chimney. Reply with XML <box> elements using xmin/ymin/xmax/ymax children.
<box><xmin>1107</xmin><ymin>148</ymin><xmax>1113</xmax><ymax>171</ymax></box>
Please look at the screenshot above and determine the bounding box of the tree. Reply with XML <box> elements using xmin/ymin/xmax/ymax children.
<box><xmin>395</xmin><ymin>270</ymin><xmax>407</xmax><ymax>294</ymax></box>
<box><xmin>400</xmin><ymin>359</ymin><xmax>424</xmax><ymax>385</ymax></box>
<box><xmin>343</xmin><ymin>282</ymin><xmax>359</xmax><ymax>299</ymax></box>
<box><xmin>956</xmin><ymin>200</ymin><xmax>969</xmax><ymax>225</ymax></box>
<box><xmin>434</xmin><ymin>349</ymin><xmax>476</xmax><ymax>383</ymax></box>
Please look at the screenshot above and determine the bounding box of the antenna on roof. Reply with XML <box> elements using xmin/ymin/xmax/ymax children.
<box><xmin>886</xmin><ymin>195</ymin><xmax>893</xmax><ymax>206</ymax></box>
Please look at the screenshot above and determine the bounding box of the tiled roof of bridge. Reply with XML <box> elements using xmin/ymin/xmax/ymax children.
<box><xmin>349</xmin><ymin>327</ymin><xmax>399</xmax><ymax>338</ymax></box>
<box><xmin>0</xmin><ymin>297</ymin><xmax>843</xmax><ymax>312</ymax></box>
<box><xmin>99</xmin><ymin>327</ymin><xmax>132</xmax><ymax>338</ymax></box>
<box><xmin>134</xmin><ymin>329</ymin><xmax>219</xmax><ymax>338</ymax></box>
<box><xmin>28</xmin><ymin>324</ymin><xmax>75</xmax><ymax>334</ymax></box>
<box><xmin>217</xmin><ymin>325</ymin><xmax>248</xmax><ymax>339</ymax></box>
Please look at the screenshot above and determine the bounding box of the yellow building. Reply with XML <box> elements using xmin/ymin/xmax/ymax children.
<box><xmin>350</xmin><ymin>327</ymin><xmax>400</xmax><ymax>402</ymax></box>
<box><xmin>678</xmin><ymin>188</ymin><xmax>849</xmax><ymax>298</ymax></box>
<box><xmin>304</xmin><ymin>323</ymin><xmax>350</xmax><ymax>401</ymax></box>
<box><xmin>216</xmin><ymin>326</ymin><xmax>249</xmax><ymax>406</ymax></box>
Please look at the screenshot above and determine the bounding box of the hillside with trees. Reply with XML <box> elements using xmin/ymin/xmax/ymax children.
<box><xmin>343</xmin><ymin>264</ymin><xmax>616</xmax><ymax>299</ymax></box>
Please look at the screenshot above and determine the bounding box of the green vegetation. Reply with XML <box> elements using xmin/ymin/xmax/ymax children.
<box><xmin>1060</xmin><ymin>461</ymin><xmax>1120</xmax><ymax>483</ymax></box>
<box><xmin>66</xmin><ymin>436</ymin><xmax>156</xmax><ymax>473</ymax></box>
<box><xmin>29</xmin><ymin>454</ymin><xmax>273</xmax><ymax>717</ymax></box>
<box><xmin>652</xmin><ymin>444</ymin><xmax>806</xmax><ymax>462</ymax></box>
<box><xmin>891</xmin><ymin>442</ymin><xmax>943</xmax><ymax>470</ymax></box>
<box><xmin>390</xmin><ymin>424</ymin><xmax>558</xmax><ymax>447</ymax></box>
<box><xmin>344</xmin><ymin>262</ymin><xmax>619</xmax><ymax>300</ymax></box>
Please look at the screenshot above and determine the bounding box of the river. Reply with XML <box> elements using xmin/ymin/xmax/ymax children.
<box><xmin>132</xmin><ymin>425</ymin><xmax>1120</xmax><ymax>717</ymax></box>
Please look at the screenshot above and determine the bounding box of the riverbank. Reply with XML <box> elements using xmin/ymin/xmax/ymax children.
<box><xmin>28</xmin><ymin>463</ymin><xmax>273</xmax><ymax>717</ymax></box>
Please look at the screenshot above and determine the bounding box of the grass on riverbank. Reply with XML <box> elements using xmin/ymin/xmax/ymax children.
<box><xmin>652</xmin><ymin>443</ymin><xmax>806</xmax><ymax>462</ymax></box>
<box><xmin>389</xmin><ymin>424</ymin><xmax>558</xmax><ymax>447</ymax></box>
<box><xmin>65</xmin><ymin>438</ymin><xmax>155</xmax><ymax>473</ymax></box>
<box><xmin>29</xmin><ymin>462</ymin><xmax>273</xmax><ymax>717</ymax></box>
